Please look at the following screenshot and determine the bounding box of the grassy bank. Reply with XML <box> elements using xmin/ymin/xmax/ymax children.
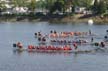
<box><xmin>0</xmin><ymin>14</ymin><xmax>108</xmax><ymax>24</ymax></box>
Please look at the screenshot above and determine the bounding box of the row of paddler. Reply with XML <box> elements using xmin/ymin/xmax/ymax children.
<box><xmin>49</xmin><ymin>32</ymin><xmax>88</xmax><ymax>38</ymax></box>
<box><xmin>39</xmin><ymin>39</ymin><xmax>107</xmax><ymax>47</ymax></box>
<box><xmin>36</xmin><ymin>35</ymin><xmax>106</xmax><ymax>47</ymax></box>
<box><xmin>50</xmin><ymin>39</ymin><xmax>88</xmax><ymax>44</ymax></box>
<box><xmin>13</xmin><ymin>42</ymin><xmax>106</xmax><ymax>50</ymax></box>
<box><xmin>34</xmin><ymin>31</ymin><xmax>91</xmax><ymax>38</ymax></box>
<box><xmin>27</xmin><ymin>45</ymin><xmax>72</xmax><ymax>50</ymax></box>
<box><xmin>36</xmin><ymin>36</ymin><xmax>89</xmax><ymax>45</ymax></box>
<box><xmin>13</xmin><ymin>42</ymin><xmax>78</xmax><ymax>51</ymax></box>
<box><xmin>93</xmin><ymin>42</ymin><xmax>106</xmax><ymax>48</ymax></box>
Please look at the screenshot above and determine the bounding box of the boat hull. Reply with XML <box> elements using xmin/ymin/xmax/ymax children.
<box><xmin>13</xmin><ymin>48</ymin><xmax>95</xmax><ymax>53</ymax></box>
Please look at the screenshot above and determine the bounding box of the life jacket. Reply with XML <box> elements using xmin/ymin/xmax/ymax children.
<box><xmin>28</xmin><ymin>45</ymin><xmax>32</xmax><ymax>49</ymax></box>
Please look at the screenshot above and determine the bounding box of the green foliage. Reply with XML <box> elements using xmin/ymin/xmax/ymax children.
<box><xmin>0</xmin><ymin>0</ymin><xmax>108</xmax><ymax>16</ymax></box>
<box><xmin>12</xmin><ymin>0</ymin><xmax>28</xmax><ymax>7</ymax></box>
<box><xmin>98</xmin><ymin>1</ymin><xmax>107</xmax><ymax>14</ymax></box>
<box><xmin>49</xmin><ymin>0</ymin><xmax>65</xmax><ymax>13</ymax></box>
<box><xmin>0</xmin><ymin>1</ymin><xmax>7</xmax><ymax>11</ymax></box>
<box><xmin>104</xmin><ymin>0</ymin><xmax>108</xmax><ymax>9</ymax></box>
<box><xmin>28</xmin><ymin>12</ymin><xmax>35</xmax><ymax>17</ymax></box>
<box><xmin>92</xmin><ymin>0</ymin><xmax>107</xmax><ymax>14</ymax></box>
<box><xmin>36</xmin><ymin>0</ymin><xmax>45</xmax><ymax>8</ymax></box>
<box><xmin>44</xmin><ymin>0</ymin><xmax>56</xmax><ymax>10</ymax></box>
<box><xmin>103</xmin><ymin>12</ymin><xmax>108</xmax><ymax>17</ymax></box>
<box><xmin>28</xmin><ymin>0</ymin><xmax>36</xmax><ymax>12</ymax></box>
<box><xmin>72</xmin><ymin>0</ymin><xmax>93</xmax><ymax>8</ymax></box>
<box><xmin>91</xmin><ymin>0</ymin><xmax>99</xmax><ymax>13</ymax></box>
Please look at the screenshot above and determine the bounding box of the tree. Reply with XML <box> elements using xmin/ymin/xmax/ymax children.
<box><xmin>97</xmin><ymin>1</ymin><xmax>107</xmax><ymax>14</ymax></box>
<box><xmin>92</xmin><ymin>0</ymin><xmax>99</xmax><ymax>13</ymax></box>
<box><xmin>12</xmin><ymin>0</ymin><xmax>28</xmax><ymax>7</ymax></box>
<box><xmin>0</xmin><ymin>1</ymin><xmax>7</xmax><ymax>11</ymax></box>
<box><xmin>92</xmin><ymin>0</ymin><xmax>107</xmax><ymax>14</ymax></box>
<box><xmin>49</xmin><ymin>0</ymin><xmax>65</xmax><ymax>13</ymax></box>
<box><xmin>28</xmin><ymin>0</ymin><xmax>37</xmax><ymax>12</ymax></box>
<box><xmin>72</xmin><ymin>0</ymin><xmax>93</xmax><ymax>9</ymax></box>
<box><xmin>104</xmin><ymin>0</ymin><xmax>108</xmax><ymax>9</ymax></box>
<box><xmin>45</xmin><ymin>0</ymin><xmax>56</xmax><ymax>11</ymax></box>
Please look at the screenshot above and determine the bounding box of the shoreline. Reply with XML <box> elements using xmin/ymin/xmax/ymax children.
<box><xmin>0</xmin><ymin>15</ymin><xmax>108</xmax><ymax>24</ymax></box>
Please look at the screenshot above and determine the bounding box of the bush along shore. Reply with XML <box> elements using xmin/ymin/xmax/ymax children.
<box><xmin>0</xmin><ymin>13</ymin><xmax>108</xmax><ymax>24</ymax></box>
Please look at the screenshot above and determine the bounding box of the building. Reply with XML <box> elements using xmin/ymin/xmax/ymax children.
<box><xmin>75</xmin><ymin>7</ymin><xmax>86</xmax><ymax>14</ymax></box>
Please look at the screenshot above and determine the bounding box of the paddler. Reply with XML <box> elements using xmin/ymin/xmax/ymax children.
<box><xmin>50</xmin><ymin>30</ymin><xmax>53</xmax><ymax>33</ymax></box>
<box><xmin>73</xmin><ymin>42</ymin><xmax>78</xmax><ymax>50</ymax></box>
<box><xmin>91</xmin><ymin>37</ymin><xmax>94</xmax><ymax>42</ymax></box>
<box><xmin>100</xmin><ymin>42</ymin><xmax>105</xmax><ymax>48</ymax></box>
<box><xmin>16</xmin><ymin>42</ymin><xmax>23</xmax><ymax>49</ymax></box>
<box><xmin>89</xmin><ymin>29</ymin><xmax>91</xmax><ymax>35</ymax></box>
<box><xmin>38</xmin><ymin>32</ymin><xmax>42</xmax><ymax>37</ymax></box>
<box><xmin>34</xmin><ymin>32</ymin><xmax>37</xmax><ymax>37</ymax></box>
<box><xmin>106</xmin><ymin>30</ymin><xmax>108</xmax><ymax>35</ymax></box>
<box><xmin>54</xmin><ymin>30</ymin><xmax>57</xmax><ymax>34</ymax></box>
<box><xmin>42</xmin><ymin>37</ymin><xmax>46</xmax><ymax>42</ymax></box>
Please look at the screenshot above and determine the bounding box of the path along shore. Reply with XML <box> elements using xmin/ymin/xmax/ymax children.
<box><xmin>0</xmin><ymin>14</ymin><xmax>108</xmax><ymax>24</ymax></box>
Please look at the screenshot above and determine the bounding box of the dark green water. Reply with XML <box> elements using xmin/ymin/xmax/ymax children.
<box><xmin>0</xmin><ymin>22</ymin><xmax>108</xmax><ymax>71</ymax></box>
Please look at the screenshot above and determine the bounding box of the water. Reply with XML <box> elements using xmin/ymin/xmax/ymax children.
<box><xmin>0</xmin><ymin>22</ymin><xmax>108</xmax><ymax>71</ymax></box>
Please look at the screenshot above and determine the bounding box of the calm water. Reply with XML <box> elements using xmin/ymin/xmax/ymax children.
<box><xmin>0</xmin><ymin>22</ymin><xmax>108</xmax><ymax>71</ymax></box>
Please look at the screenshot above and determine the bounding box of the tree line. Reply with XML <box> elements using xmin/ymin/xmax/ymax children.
<box><xmin>0</xmin><ymin>0</ymin><xmax>108</xmax><ymax>15</ymax></box>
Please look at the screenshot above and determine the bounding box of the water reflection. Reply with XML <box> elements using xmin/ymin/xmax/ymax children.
<box><xmin>12</xmin><ymin>50</ymin><xmax>72</xmax><ymax>56</ymax></box>
<box><xmin>13</xmin><ymin>50</ymin><xmax>24</xmax><ymax>56</ymax></box>
<box><xmin>12</xmin><ymin>49</ymin><xmax>97</xmax><ymax>57</ymax></box>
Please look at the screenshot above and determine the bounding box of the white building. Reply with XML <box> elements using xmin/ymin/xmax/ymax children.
<box><xmin>75</xmin><ymin>7</ymin><xmax>86</xmax><ymax>14</ymax></box>
<box><xmin>13</xmin><ymin>7</ymin><xmax>28</xmax><ymax>14</ymax></box>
